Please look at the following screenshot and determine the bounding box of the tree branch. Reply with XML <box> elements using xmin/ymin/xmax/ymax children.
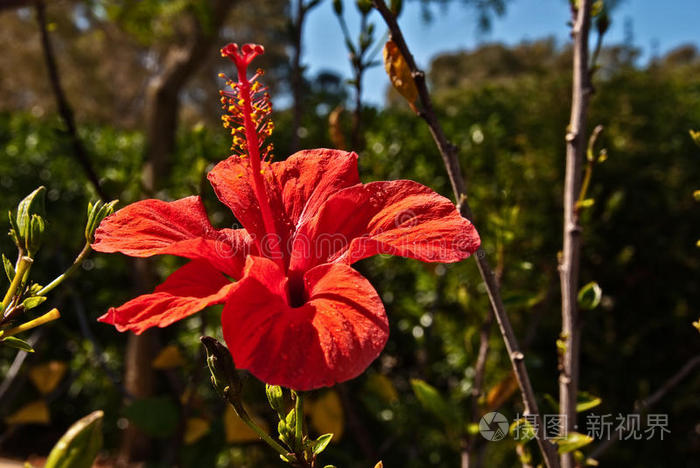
<box><xmin>589</xmin><ymin>355</ymin><xmax>700</xmax><ymax>460</ymax></box>
<box><xmin>35</xmin><ymin>0</ymin><xmax>109</xmax><ymax>201</ymax></box>
<box><xmin>371</xmin><ymin>2</ymin><xmax>559</xmax><ymax>466</ymax></box>
<box><xmin>559</xmin><ymin>3</ymin><xmax>593</xmax><ymax>467</ymax></box>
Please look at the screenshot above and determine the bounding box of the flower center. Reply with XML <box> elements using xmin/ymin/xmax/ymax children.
<box><xmin>287</xmin><ymin>271</ymin><xmax>308</xmax><ymax>308</ymax></box>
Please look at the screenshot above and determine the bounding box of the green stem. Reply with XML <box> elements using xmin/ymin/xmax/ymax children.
<box><xmin>294</xmin><ymin>390</ymin><xmax>304</xmax><ymax>452</ymax></box>
<box><xmin>577</xmin><ymin>161</ymin><xmax>594</xmax><ymax>205</ymax></box>
<box><xmin>36</xmin><ymin>243</ymin><xmax>91</xmax><ymax>296</ymax></box>
<box><xmin>231</xmin><ymin>399</ymin><xmax>294</xmax><ymax>460</ymax></box>
<box><xmin>1</xmin><ymin>256</ymin><xmax>32</xmax><ymax>312</ymax></box>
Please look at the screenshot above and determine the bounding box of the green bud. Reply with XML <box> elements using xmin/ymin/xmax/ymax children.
<box><xmin>277</xmin><ymin>419</ymin><xmax>290</xmax><ymax>442</ymax></box>
<box><xmin>596</xmin><ymin>9</ymin><xmax>610</xmax><ymax>36</ymax></box>
<box><xmin>44</xmin><ymin>410</ymin><xmax>103</xmax><ymax>468</ymax></box>
<box><xmin>16</xmin><ymin>187</ymin><xmax>46</xmax><ymax>241</ymax></box>
<box><xmin>266</xmin><ymin>384</ymin><xmax>286</xmax><ymax>415</ymax></box>
<box><xmin>390</xmin><ymin>0</ymin><xmax>403</xmax><ymax>16</ymax></box>
<box><xmin>356</xmin><ymin>0</ymin><xmax>372</xmax><ymax>15</ymax></box>
<box><xmin>332</xmin><ymin>0</ymin><xmax>343</xmax><ymax>16</ymax></box>
<box><xmin>26</xmin><ymin>214</ymin><xmax>45</xmax><ymax>256</ymax></box>
<box><xmin>201</xmin><ymin>336</ymin><xmax>242</xmax><ymax>405</ymax></box>
<box><xmin>85</xmin><ymin>199</ymin><xmax>118</xmax><ymax>244</ymax></box>
<box><xmin>9</xmin><ymin>187</ymin><xmax>46</xmax><ymax>254</ymax></box>
<box><xmin>285</xmin><ymin>408</ymin><xmax>297</xmax><ymax>433</ymax></box>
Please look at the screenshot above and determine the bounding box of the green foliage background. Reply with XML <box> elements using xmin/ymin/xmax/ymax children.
<box><xmin>0</xmin><ymin>3</ymin><xmax>698</xmax><ymax>467</ymax></box>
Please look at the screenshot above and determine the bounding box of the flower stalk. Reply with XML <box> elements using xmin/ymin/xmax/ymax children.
<box><xmin>1</xmin><ymin>308</ymin><xmax>60</xmax><ymax>338</ymax></box>
<box><xmin>1</xmin><ymin>256</ymin><xmax>32</xmax><ymax>313</ymax></box>
<box><xmin>36</xmin><ymin>243</ymin><xmax>91</xmax><ymax>297</ymax></box>
<box><xmin>201</xmin><ymin>336</ymin><xmax>296</xmax><ymax>462</ymax></box>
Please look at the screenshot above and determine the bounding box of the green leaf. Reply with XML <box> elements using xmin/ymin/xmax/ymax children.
<box><xmin>576</xmin><ymin>198</ymin><xmax>595</xmax><ymax>209</ymax></box>
<box><xmin>502</xmin><ymin>290</ymin><xmax>545</xmax><ymax>308</ymax></box>
<box><xmin>556</xmin><ymin>432</ymin><xmax>594</xmax><ymax>454</ymax></box>
<box><xmin>410</xmin><ymin>379</ymin><xmax>451</xmax><ymax>426</ymax></box>
<box><xmin>22</xmin><ymin>296</ymin><xmax>47</xmax><ymax>310</ymax></box>
<box><xmin>311</xmin><ymin>433</ymin><xmax>333</xmax><ymax>455</ymax></box>
<box><xmin>543</xmin><ymin>393</ymin><xmax>559</xmax><ymax>413</ymax></box>
<box><xmin>44</xmin><ymin>410</ymin><xmax>103</xmax><ymax>468</ymax></box>
<box><xmin>689</xmin><ymin>129</ymin><xmax>700</xmax><ymax>147</ymax></box>
<box><xmin>124</xmin><ymin>397</ymin><xmax>179</xmax><ymax>438</ymax></box>
<box><xmin>2</xmin><ymin>254</ymin><xmax>15</xmax><ymax>282</ymax></box>
<box><xmin>2</xmin><ymin>336</ymin><xmax>35</xmax><ymax>352</ymax></box>
<box><xmin>576</xmin><ymin>391</ymin><xmax>602</xmax><ymax>412</ymax></box>
<box><xmin>578</xmin><ymin>282</ymin><xmax>602</xmax><ymax>310</ymax></box>
<box><xmin>509</xmin><ymin>418</ymin><xmax>537</xmax><ymax>442</ymax></box>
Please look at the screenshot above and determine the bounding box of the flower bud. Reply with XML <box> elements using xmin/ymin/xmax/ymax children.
<box><xmin>200</xmin><ymin>336</ymin><xmax>242</xmax><ymax>405</ymax></box>
<box><xmin>356</xmin><ymin>0</ymin><xmax>372</xmax><ymax>15</ymax></box>
<box><xmin>16</xmin><ymin>187</ymin><xmax>46</xmax><ymax>239</ymax></box>
<box><xmin>10</xmin><ymin>187</ymin><xmax>46</xmax><ymax>254</ymax></box>
<box><xmin>26</xmin><ymin>214</ymin><xmax>45</xmax><ymax>256</ymax></box>
<box><xmin>266</xmin><ymin>384</ymin><xmax>286</xmax><ymax>416</ymax></box>
<box><xmin>85</xmin><ymin>199</ymin><xmax>118</xmax><ymax>243</ymax></box>
<box><xmin>44</xmin><ymin>410</ymin><xmax>103</xmax><ymax>468</ymax></box>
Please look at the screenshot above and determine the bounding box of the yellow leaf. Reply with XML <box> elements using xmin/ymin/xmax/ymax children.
<box><xmin>184</xmin><ymin>417</ymin><xmax>210</xmax><ymax>445</ymax></box>
<box><xmin>383</xmin><ymin>40</ymin><xmax>419</xmax><ymax>113</ymax></box>
<box><xmin>374</xmin><ymin>462</ymin><xmax>384</xmax><ymax>468</ymax></box>
<box><xmin>328</xmin><ymin>105</ymin><xmax>347</xmax><ymax>150</ymax></box>
<box><xmin>152</xmin><ymin>345</ymin><xmax>186</xmax><ymax>369</ymax></box>
<box><xmin>366</xmin><ymin>374</ymin><xmax>398</xmax><ymax>404</ymax></box>
<box><xmin>224</xmin><ymin>405</ymin><xmax>267</xmax><ymax>444</ymax></box>
<box><xmin>6</xmin><ymin>400</ymin><xmax>50</xmax><ymax>425</ymax></box>
<box><xmin>485</xmin><ymin>372</ymin><xmax>519</xmax><ymax>412</ymax></box>
<box><xmin>308</xmin><ymin>390</ymin><xmax>344</xmax><ymax>441</ymax></box>
<box><xmin>28</xmin><ymin>361</ymin><xmax>67</xmax><ymax>395</ymax></box>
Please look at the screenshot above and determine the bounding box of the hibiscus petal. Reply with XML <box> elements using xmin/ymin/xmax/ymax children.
<box><xmin>289</xmin><ymin>180</ymin><xmax>480</xmax><ymax>272</ymax></box>
<box><xmin>92</xmin><ymin>196</ymin><xmax>252</xmax><ymax>278</ymax></box>
<box><xmin>271</xmin><ymin>149</ymin><xmax>360</xmax><ymax>229</ymax></box>
<box><xmin>207</xmin><ymin>149</ymin><xmax>360</xmax><ymax>255</ymax></box>
<box><xmin>221</xmin><ymin>256</ymin><xmax>388</xmax><ymax>390</ymax></box>
<box><xmin>98</xmin><ymin>260</ymin><xmax>235</xmax><ymax>334</ymax></box>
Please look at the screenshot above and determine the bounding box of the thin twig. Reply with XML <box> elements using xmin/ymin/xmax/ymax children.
<box><xmin>589</xmin><ymin>355</ymin><xmax>700</xmax><ymax>459</ymax></box>
<box><xmin>35</xmin><ymin>0</ymin><xmax>108</xmax><ymax>201</ymax></box>
<box><xmin>371</xmin><ymin>2</ymin><xmax>559</xmax><ymax>466</ymax></box>
<box><xmin>559</xmin><ymin>3</ymin><xmax>593</xmax><ymax>467</ymax></box>
<box><xmin>290</xmin><ymin>0</ymin><xmax>306</xmax><ymax>153</ymax></box>
<box><xmin>0</xmin><ymin>330</ymin><xmax>42</xmax><ymax>404</ymax></box>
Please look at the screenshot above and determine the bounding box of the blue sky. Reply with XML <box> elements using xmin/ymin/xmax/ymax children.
<box><xmin>302</xmin><ymin>0</ymin><xmax>700</xmax><ymax>106</ymax></box>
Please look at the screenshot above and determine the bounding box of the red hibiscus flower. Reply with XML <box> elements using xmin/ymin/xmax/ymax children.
<box><xmin>93</xmin><ymin>43</ymin><xmax>480</xmax><ymax>390</ymax></box>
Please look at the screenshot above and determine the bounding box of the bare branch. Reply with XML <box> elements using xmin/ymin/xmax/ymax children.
<box><xmin>559</xmin><ymin>2</ymin><xmax>594</xmax><ymax>467</ymax></box>
<box><xmin>35</xmin><ymin>0</ymin><xmax>109</xmax><ymax>201</ymax></box>
<box><xmin>371</xmin><ymin>2</ymin><xmax>559</xmax><ymax>466</ymax></box>
<box><xmin>589</xmin><ymin>355</ymin><xmax>700</xmax><ymax>459</ymax></box>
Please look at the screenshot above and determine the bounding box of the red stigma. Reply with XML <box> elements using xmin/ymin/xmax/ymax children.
<box><xmin>221</xmin><ymin>43</ymin><xmax>265</xmax><ymax>71</ymax></box>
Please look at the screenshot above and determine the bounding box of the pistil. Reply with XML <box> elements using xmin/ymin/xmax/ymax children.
<box><xmin>222</xmin><ymin>44</ymin><xmax>285</xmax><ymax>270</ymax></box>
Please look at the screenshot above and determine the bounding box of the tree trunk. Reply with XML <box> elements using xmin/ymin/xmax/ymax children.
<box><xmin>117</xmin><ymin>1</ymin><xmax>235</xmax><ymax>464</ymax></box>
